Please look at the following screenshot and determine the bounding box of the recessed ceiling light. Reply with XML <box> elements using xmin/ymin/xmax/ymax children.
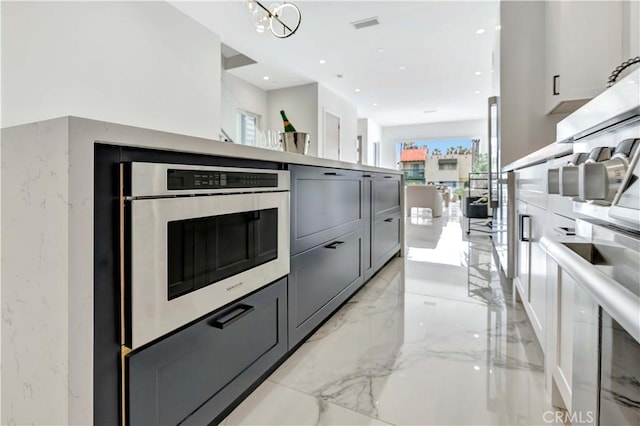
<box><xmin>474</xmin><ymin>90</ymin><xmax>481</xmax><ymax>95</ymax></box>
<box><xmin>355</xmin><ymin>88</ymin><xmax>361</xmax><ymax>92</ymax></box>
<box><xmin>495</xmin><ymin>25</ymin><xmax>501</xmax><ymax>30</ymax></box>
<box><xmin>263</xmin><ymin>76</ymin><xmax>270</xmax><ymax>80</ymax></box>
<box><xmin>372</xmin><ymin>103</ymin><xmax>378</xmax><ymax>107</ymax></box>
<box><xmin>476</xmin><ymin>28</ymin><xmax>485</xmax><ymax>35</ymax></box>
<box><xmin>319</xmin><ymin>59</ymin><xmax>326</xmax><ymax>64</ymax></box>
<box><xmin>475</xmin><ymin>71</ymin><xmax>482</xmax><ymax>76</ymax></box>
<box><xmin>398</xmin><ymin>65</ymin><xmax>406</xmax><ymax>71</ymax></box>
<box><xmin>377</xmin><ymin>48</ymin><xmax>384</xmax><ymax>53</ymax></box>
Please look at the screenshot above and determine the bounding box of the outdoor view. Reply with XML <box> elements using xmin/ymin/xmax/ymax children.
<box><xmin>396</xmin><ymin>138</ymin><xmax>486</xmax><ymax>202</ymax></box>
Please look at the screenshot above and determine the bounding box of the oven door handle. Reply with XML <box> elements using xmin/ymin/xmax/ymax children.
<box><xmin>541</xmin><ymin>237</ymin><xmax>640</xmax><ymax>344</ymax></box>
<box><xmin>208</xmin><ymin>304</ymin><xmax>255</xmax><ymax>329</ymax></box>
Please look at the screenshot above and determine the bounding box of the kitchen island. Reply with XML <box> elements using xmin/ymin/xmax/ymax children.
<box><xmin>1</xmin><ymin>116</ymin><xmax>403</xmax><ymax>425</ymax></box>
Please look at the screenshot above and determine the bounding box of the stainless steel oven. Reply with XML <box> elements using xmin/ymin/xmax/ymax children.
<box><xmin>125</xmin><ymin>162</ymin><xmax>290</xmax><ymax>349</ymax></box>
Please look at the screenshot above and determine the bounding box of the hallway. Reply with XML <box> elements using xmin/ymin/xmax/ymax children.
<box><xmin>222</xmin><ymin>209</ymin><xmax>554</xmax><ymax>425</ymax></box>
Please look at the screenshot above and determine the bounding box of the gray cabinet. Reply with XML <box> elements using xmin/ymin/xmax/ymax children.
<box><xmin>287</xmin><ymin>166</ymin><xmax>401</xmax><ymax>349</ymax></box>
<box><xmin>288</xmin><ymin>229</ymin><xmax>363</xmax><ymax>348</ymax></box>
<box><xmin>364</xmin><ymin>173</ymin><xmax>402</xmax><ymax>281</ymax></box>
<box><xmin>126</xmin><ymin>277</ymin><xmax>287</xmax><ymax>426</ymax></box>
<box><xmin>289</xmin><ymin>165</ymin><xmax>363</xmax><ymax>255</ymax></box>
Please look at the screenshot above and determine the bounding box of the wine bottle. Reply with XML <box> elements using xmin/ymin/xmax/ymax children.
<box><xmin>280</xmin><ymin>110</ymin><xmax>297</xmax><ymax>132</ymax></box>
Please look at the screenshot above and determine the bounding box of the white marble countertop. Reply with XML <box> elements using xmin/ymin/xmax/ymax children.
<box><xmin>65</xmin><ymin>116</ymin><xmax>401</xmax><ymax>174</ymax></box>
<box><xmin>503</xmin><ymin>142</ymin><xmax>573</xmax><ymax>172</ymax></box>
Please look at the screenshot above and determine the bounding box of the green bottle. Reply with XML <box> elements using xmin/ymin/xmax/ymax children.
<box><xmin>280</xmin><ymin>110</ymin><xmax>297</xmax><ymax>132</ymax></box>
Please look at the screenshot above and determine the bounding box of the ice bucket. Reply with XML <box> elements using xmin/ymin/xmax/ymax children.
<box><xmin>281</xmin><ymin>132</ymin><xmax>310</xmax><ymax>155</ymax></box>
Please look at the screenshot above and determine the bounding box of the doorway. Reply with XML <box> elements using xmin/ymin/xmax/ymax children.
<box><xmin>323</xmin><ymin>110</ymin><xmax>340</xmax><ymax>160</ymax></box>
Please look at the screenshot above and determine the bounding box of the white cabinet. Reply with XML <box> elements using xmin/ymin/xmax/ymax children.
<box><xmin>545</xmin><ymin>1</ymin><xmax>624</xmax><ymax>114</ymax></box>
<box><xmin>528</xmin><ymin>204</ymin><xmax>548</xmax><ymax>345</ymax></box>
<box><xmin>546</xmin><ymin>262</ymin><xmax>599</xmax><ymax>421</ymax></box>
<box><xmin>515</xmin><ymin>200</ymin><xmax>547</xmax><ymax>350</ymax></box>
<box><xmin>516</xmin><ymin>200</ymin><xmax>530</xmax><ymax>301</ymax></box>
<box><xmin>553</xmin><ymin>268</ymin><xmax>576</xmax><ymax>411</ymax></box>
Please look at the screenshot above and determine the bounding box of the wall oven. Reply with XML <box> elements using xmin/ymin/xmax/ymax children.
<box><xmin>125</xmin><ymin>162</ymin><xmax>290</xmax><ymax>350</ymax></box>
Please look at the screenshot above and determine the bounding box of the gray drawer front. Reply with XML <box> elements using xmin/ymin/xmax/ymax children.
<box><xmin>290</xmin><ymin>165</ymin><xmax>363</xmax><ymax>255</ymax></box>
<box><xmin>372</xmin><ymin>174</ymin><xmax>401</xmax><ymax>221</ymax></box>
<box><xmin>127</xmin><ymin>278</ymin><xmax>287</xmax><ymax>426</ymax></box>
<box><xmin>373</xmin><ymin>214</ymin><xmax>401</xmax><ymax>265</ymax></box>
<box><xmin>289</xmin><ymin>229</ymin><xmax>363</xmax><ymax>348</ymax></box>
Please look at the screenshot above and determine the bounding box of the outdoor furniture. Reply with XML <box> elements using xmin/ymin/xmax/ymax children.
<box><xmin>405</xmin><ymin>185</ymin><xmax>443</xmax><ymax>217</ymax></box>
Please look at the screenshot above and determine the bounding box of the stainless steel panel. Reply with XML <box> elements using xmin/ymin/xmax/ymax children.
<box><xmin>556</xmin><ymin>69</ymin><xmax>640</xmax><ymax>143</ymax></box>
<box><xmin>130</xmin><ymin>162</ymin><xmax>290</xmax><ymax>197</ymax></box>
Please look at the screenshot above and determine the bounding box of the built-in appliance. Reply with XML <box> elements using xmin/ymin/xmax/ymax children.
<box><xmin>125</xmin><ymin>162</ymin><xmax>290</xmax><ymax>350</ymax></box>
<box><xmin>542</xmin><ymin>68</ymin><xmax>640</xmax><ymax>424</ymax></box>
<box><xmin>488</xmin><ymin>96</ymin><xmax>517</xmax><ymax>278</ymax></box>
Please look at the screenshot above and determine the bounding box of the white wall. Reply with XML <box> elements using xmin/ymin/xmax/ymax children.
<box><xmin>266</xmin><ymin>83</ymin><xmax>319</xmax><ymax>156</ymax></box>
<box><xmin>380</xmin><ymin>119</ymin><xmax>487</xmax><ymax>169</ymax></box>
<box><xmin>221</xmin><ymin>70</ymin><xmax>268</xmax><ymax>142</ymax></box>
<box><xmin>500</xmin><ymin>1</ymin><xmax>565</xmax><ymax>167</ymax></box>
<box><xmin>358</xmin><ymin>118</ymin><xmax>382</xmax><ymax>166</ymax></box>
<box><xmin>1</xmin><ymin>1</ymin><xmax>221</xmax><ymax>139</ymax></box>
<box><xmin>317</xmin><ymin>85</ymin><xmax>358</xmax><ymax>162</ymax></box>
<box><xmin>622</xmin><ymin>0</ymin><xmax>640</xmax><ymax>59</ymax></box>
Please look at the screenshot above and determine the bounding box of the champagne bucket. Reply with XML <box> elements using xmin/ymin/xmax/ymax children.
<box><xmin>281</xmin><ymin>132</ymin><xmax>310</xmax><ymax>155</ymax></box>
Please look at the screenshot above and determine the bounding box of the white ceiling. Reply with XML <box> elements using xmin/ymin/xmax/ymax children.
<box><xmin>170</xmin><ymin>0</ymin><xmax>500</xmax><ymax>126</ymax></box>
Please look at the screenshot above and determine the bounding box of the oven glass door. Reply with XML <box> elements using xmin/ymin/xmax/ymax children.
<box><xmin>129</xmin><ymin>191</ymin><xmax>289</xmax><ymax>349</ymax></box>
<box><xmin>167</xmin><ymin>208</ymin><xmax>278</xmax><ymax>300</ymax></box>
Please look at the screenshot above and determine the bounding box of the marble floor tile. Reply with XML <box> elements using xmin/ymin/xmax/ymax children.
<box><xmin>222</xmin><ymin>211</ymin><xmax>553</xmax><ymax>425</ymax></box>
<box><xmin>221</xmin><ymin>380</ymin><xmax>392</xmax><ymax>426</ymax></box>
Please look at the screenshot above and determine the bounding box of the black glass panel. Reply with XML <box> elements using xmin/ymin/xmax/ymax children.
<box><xmin>167</xmin><ymin>208</ymin><xmax>278</xmax><ymax>300</ymax></box>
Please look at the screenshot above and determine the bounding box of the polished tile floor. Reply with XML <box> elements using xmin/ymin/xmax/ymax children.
<box><xmin>222</xmin><ymin>205</ymin><xmax>553</xmax><ymax>425</ymax></box>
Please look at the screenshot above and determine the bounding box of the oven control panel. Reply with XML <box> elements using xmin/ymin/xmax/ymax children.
<box><xmin>167</xmin><ymin>169</ymin><xmax>278</xmax><ymax>190</ymax></box>
<box><xmin>129</xmin><ymin>162</ymin><xmax>289</xmax><ymax>197</ymax></box>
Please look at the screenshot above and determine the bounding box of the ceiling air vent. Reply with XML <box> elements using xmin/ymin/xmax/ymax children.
<box><xmin>351</xmin><ymin>17</ymin><xmax>379</xmax><ymax>30</ymax></box>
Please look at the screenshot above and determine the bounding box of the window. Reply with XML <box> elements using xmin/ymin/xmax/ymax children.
<box><xmin>373</xmin><ymin>142</ymin><xmax>380</xmax><ymax>166</ymax></box>
<box><xmin>438</xmin><ymin>158</ymin><xmax>457</xmax><ymax>171</ymax></box>
<box><xmin>238</xmin><ymin>111</ymin><xmax>258</xmax><ymax>146</ymax></box>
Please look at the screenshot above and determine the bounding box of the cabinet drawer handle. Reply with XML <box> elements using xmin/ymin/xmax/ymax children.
<box><xmin>363</xmin><ymin>174</ymin><xmax>372</xmax><ymax>178</ymax></box>
<box><xmin>324</xmin><ymin>172</ymin><xmax>343</xmax><ymax>176</ymax></box>
<box><xmin>553</xmin><ymin>75</ymin><xmax>560</xmax><ymax>96</ymax></box>
<box><xmin>384</xmin><ymin>217</ymin><xmax>395</xmax><ymax>222</ymax></box>
<box><xmin>384</xmin><ymin>175</ymin><xmax>394</xmax><ymax>179</ymax></box>
<box><xmin>208</xmin><ymin>304</ymin><xmax>255</xmax><ymax>329</ymax></box>
<box><xmin>519</xmin><ymin>214</ymin><xmax>531</xmax><ymax>242</ymax></box>
<box><xmin>324</xmin><ymin>241</ymin><xmax>345</xmax><ymax>249</ymax></box>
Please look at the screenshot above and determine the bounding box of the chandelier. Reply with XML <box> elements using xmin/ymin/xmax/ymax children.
<box><xmin>244</xmin><ymin>0</ymin><xmax>301</xmax><ymax>38</ymax></box>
